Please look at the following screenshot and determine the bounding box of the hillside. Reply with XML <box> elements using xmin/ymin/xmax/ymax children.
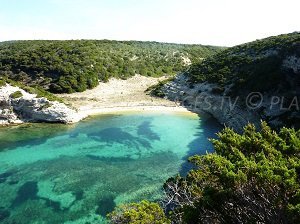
<box><xmin>159</xmin><ymin>32</ymin><xmax>300</xmax><ymax>130</ymax></box>
<box><xmin>188</xmin><ymin>32</ymin><xmax>300</xmax><ymax>95</ymax></box>
<box><xmin>0</xmin><ymin>40</ymin><xmax>221</xmax><ymax>93</ymax></box>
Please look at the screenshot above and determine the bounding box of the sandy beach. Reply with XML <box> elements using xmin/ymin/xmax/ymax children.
<box><xmin>58</xmin><ymin>75</ymin><xmax>192</xmax><ymax>116</ymax></box>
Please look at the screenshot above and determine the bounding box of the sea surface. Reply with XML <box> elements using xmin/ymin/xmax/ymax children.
<box><xmin>0</xmin><ymin>112</ymin><xmax>221</xmax><ymax>223</ymax></box>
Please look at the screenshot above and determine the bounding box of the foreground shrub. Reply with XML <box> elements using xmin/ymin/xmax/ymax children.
<box><xmin>108</xmin><ymin>122</ymin><xmax>300</xmax><ymax>223</ymax></box>
<box><xmin>164</xmin><ymin>122</ymin><xmax>300</xmax><ymax>223</ymax></box>
<box><xmin>108</xmin><ymin>200</ymin><xmax>170</xmax><ymax>224</ymax></box>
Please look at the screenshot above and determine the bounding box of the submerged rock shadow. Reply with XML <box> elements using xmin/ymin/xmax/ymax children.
<box><xmin>96</xmin><ymin>194</ymin><xmax>116</xmax><ymax>217</ymax></box>
<box><xmin>86</xmin><ymin>154</ymin><xmax>135</xmax><ymax>163</ymax></box>
<box><xmin>137</xmin><ymin>121</ymin><xmax>160</xmax><ymax>141</ymax></box>
<box><xmin>87</xmin><ymin>127</ymin><xmax>152</xmax><ymax>150</ymax></box>
<box><xmin>10</xmin><ymin>181</ymin><xmax>79</xmax><ymax>213</ymax></box>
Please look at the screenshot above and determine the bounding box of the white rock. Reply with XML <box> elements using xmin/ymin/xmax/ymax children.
<box><xmin>0</xmin><ymin>84</ymin><xmax>86</xmax><ymax>125</ymax></box>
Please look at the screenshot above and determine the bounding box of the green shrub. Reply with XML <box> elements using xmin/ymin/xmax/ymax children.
<box><xmin>164</xmin><ymin>122</ymin><xmax>300</xmax><ymax>223</ymax></box>
<box><xmin>10</xmin><ymin>91</ymin><xmax>23</xmax><ymax>99</ymax></box>
<box><xmin>0</xmin><ymin>79</ymin><xmax>6</xmax><ymax>87</ymax></box>
<box><xmin>108</xmin><ymin>200</ymin><xmax>170</xmax><ymax>224</ymax></box>
<box><xmin>145</xmin><ymin>77</ymin><xmax>174</xmax><ymax>97</ymax></box>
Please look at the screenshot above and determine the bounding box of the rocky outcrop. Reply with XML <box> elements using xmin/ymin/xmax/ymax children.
<box><xmin>282</xmin><ymin>55</ymin><xmax>300</xmax><ymax>74</ymax></box>
<box><xmin>162</xmin><ymin>75</ymin><xmax>260</xmax><ymax>132</ymax></box>
<box><xmin>162</xmin><ymin>73</ymin><xmax>300</xmax><ymax>132</ymax></box>
<box><xmin>0</xmin><ymin>84</ymin><xmax>86</xmax><ymax>125</ymax></box>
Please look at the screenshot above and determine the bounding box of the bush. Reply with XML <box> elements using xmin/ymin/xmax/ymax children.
<box><xmin>145</xmin><ymin>78</ymin><xmax>174</xmax><ymax>97</ymax></box>
<box><xmin>10</xmin><ymin>91</ymin><xmax>23</xmax><ymax>99</ymax></box>
<box><xmin>164</xmin><ymin>122</ymin><xmax>300</xmax><ymax>223</ymax></box>
<box><xmin>0</xmin><ymin>79</ymin><xmax>6</xmax><ymax>87</ymax></box>
<box><xmin>107</xmin><ymin>200</ymin><xmax>170</xmax><ymax>224</ymax></box>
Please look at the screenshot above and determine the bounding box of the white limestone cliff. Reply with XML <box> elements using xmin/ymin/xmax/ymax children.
<box><xmin>0</xmin><ymin>84</ymin><xmax>86</xmax><ymax>125</ymax></box>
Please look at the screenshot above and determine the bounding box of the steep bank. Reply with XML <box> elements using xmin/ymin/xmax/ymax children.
<box><xmin>162</xmin><ymin>74</ymin><xmax>260</xmax><ymax>132</ymax></box>
<box><xmin>160</xmin><ymin>33</ymin><xmax>300</xmax><ymax>131</ymax></box>
<box><xmin>0</xmin><ymin>84</ymin><xmax>85</xmax><ymax>125</ymax></box>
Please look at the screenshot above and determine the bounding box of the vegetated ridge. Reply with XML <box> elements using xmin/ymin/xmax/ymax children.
<box><xmin>157</xmin><ymin>32</ymin><xmax>300</xmax><ymax>130</ymax></box>
<box><xmin>0</xmin><ymin>40</ymin><xmax>222</xmax><ymax>93</ymax></box>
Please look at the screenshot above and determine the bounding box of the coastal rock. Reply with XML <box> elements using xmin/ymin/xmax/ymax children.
<box><xmin>282</xmin><ymin>55</ymin><xmax>300</xmax><ymax>74</ymax></box>
<box><xmin>162</xmin><ymin>74</ymin><xmax>261</xmax><ymax>132</ymax></box>
<box><xmin>0</xmin><ymin>84</ymin><xmax>86</xmax><ymax>125</ymax></box>
<box><xmin>163</xmin><ymin>72</ymin><xmax>299</xmax><ymax>131</ymax></box>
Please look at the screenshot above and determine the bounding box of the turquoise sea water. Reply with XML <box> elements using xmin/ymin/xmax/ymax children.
<box><xmin>0</xmin><ymin>112</ymin><xmax>221</xmax><ymax>223</ymax></box>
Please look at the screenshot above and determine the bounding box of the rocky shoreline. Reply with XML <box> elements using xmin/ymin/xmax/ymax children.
<box><xmin>161</xmin><ymin>73</ymin><xmax>299</xmax><ymax>132</ymax></box>
<box><xmin>161</xmin><ymin>75</ymin><xmax>259</xmax><ymax>132</ymax></box>
<box><xmin>0</xmin><ymin>84</ymin><xmax>86</xmax><ymax>125</ymax></box>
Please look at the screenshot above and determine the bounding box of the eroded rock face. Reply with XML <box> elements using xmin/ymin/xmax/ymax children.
<box><xmin>282</xmin><ymin>55</ymin><xmax>300</xmax><ymax>74</ymax></box>
<box><xmin>162</xmin><ymin>74</ymin><xmax>261</xmax><ymax>132</ymax></box>
<box><xmin>0</xmin><ymin>84</ymin><xmax>86</xmax><ymax>125</ymax></box>
<box><xmin>162</xmin><ymin>73</ymin><xmax>299</xmax><ymax>132</ymax></box>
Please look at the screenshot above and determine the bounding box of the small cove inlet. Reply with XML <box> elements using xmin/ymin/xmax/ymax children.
<box><xmin>0</xmin><ymin>112</ymin><xmax>221</xmax><ymax>223</ymax></box>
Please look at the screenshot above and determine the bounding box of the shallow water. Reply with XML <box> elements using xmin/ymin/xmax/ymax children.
<box><xmin>0</xmin><ymin>112</ymin><xmax>221</xmax><ymax>223</ymax></box>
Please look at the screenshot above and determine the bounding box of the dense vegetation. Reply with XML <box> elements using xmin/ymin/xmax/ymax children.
<box><xmin>108</xmin><ymin>200</ymin><xmax>170</xmax><ymax>224</ymax></box>
<box><xmin>0</xmin><ymin>40</ymin><xmax>221</xmax><ymax>93</ymax></box>
<box><xmin>0</xmin><ymin>76</ymin><xmax>63</xmax><ymax>102</ymax></box>
<box><xmin>108</xmin><ymin>122</ymin><xmax>300</xmax><ymax>223</ymax></box>
<box><xmin>188</xmin><ymin>32</ymin><xmax>300</xmax><ymax>95</ymax></box>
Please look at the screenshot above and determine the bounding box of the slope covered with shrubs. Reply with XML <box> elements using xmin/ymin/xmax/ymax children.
<box><xmin>188</xmin><ymin>32</ymin><xmax>300</xmax><ymax>95</ymax></box>
<box><xmin>0</xmin><ymin>40</ymin><xmax>221</xmax><ymax>93</ymax></box>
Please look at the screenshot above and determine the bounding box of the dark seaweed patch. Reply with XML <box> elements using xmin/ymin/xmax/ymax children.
<box><xmin>12</xmin><ymin>181</ymin><xmax>38</xmax><ymax>207</ymax></box>
<box><xmin>73</xmin><ymin>189</ymin><xmax>84</xmax><ymax>201</ymax></box>
<box><xmin>42</xmin><ymin>198</ymin><xmax>62</xmax><ymax>212</ymax></box>
<box><xmin>137</xmin><ymin>121</ymin><xmax>160</xmax><ymax>141</ymax></box>
<box><xmin>0</xmin><ymin>171</ymin><xmax>15</xmax><ymax>184</ymax></box>
<box><xmin>0</xmin><ymin>209</ymin><xmax>10</xmax><ymax>221</ymax></box>
<box><xmin>11</xmin><ymin>181</ymin><xmax>69</xmax><ymax>212</ymax></box>
<box><xmin>86</xmin><ymin>154</ymin><xmax>135</xmax><ymax>162</ymax></box>
<box><xmin>0</xmin><ymin>171</ymin><xmax>14</xmax><ymax>179</ymax></box>
<box><xmin>8</xmin><ymin>180</ymin><xmax>19</xmax><ymax>185</ymax></box>
<box><xmin>0</xmin><ymin>178</ymin><xmax>6</xmax><ymax>184</ymax></box>
<box><xmin>87</xmin><ymin>128</ymin><xmax>152</xmax><ymax>149</ymax></box>
<box><xmin>95</xmin><ymin>195</ymin><xmax>116</xmax><ymax>217</ymax></box>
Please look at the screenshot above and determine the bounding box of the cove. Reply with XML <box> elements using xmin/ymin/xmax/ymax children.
<box><xmin>0</xmin><ymin>112</ymin><xmax>221</xmax><ymax>223</ymax></box>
